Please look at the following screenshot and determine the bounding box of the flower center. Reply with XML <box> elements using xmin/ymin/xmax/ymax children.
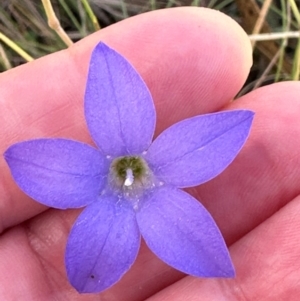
<box><xmin>108</xmin><ymin>156</ymin><xmax>154</xmax><ymax>202</ymax></box>
<box><xmin>111</xmin><ymin>156</ymin><xmax>147</xmax><ymax>186</ymax></box>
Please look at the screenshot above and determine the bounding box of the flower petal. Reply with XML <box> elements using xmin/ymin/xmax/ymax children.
<box><xmin>136</xmin><ymin>186</ymin><xmax>235</xmax><ymax>277</ymax></box>
<box><xmin>4</xmin><ymin>139</ymin><xmax>108</xmax><ymax>209</ymax></box>
<box><xmin>145</xmin><ymin>110</ymin><xmax>254</xmax><ymax>187</ymax></box>
<box><xmin>65</xmin><ymin>195</ymin><xmax>140</xmax><ymax>293</ymax></box>
<box><xmin>84</xmin><ymin>42</ymin><xmax>156</xmax><ymax>156</ymax></box>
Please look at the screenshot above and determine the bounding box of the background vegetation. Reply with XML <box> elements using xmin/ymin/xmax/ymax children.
<box><xmin>0</xmin><ymin>0</ymin><xmax>299</xmax><ymax>94</ymax></box>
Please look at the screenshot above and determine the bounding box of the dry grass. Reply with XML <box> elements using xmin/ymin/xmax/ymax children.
<box><xmin>0</xmin><ymin>0</ymin><xmax>299</xmax><ymax>92</ymax></box>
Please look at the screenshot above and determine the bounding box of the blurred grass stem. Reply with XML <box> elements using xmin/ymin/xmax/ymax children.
<box><xmin>253</xmin><ymin>47</ymin><xmax>282</xmax><ymax>89</ymax></box>
<box><xmin>42</xmin><ymin>0</ymin><xmax>73</xmax><ymax>46</ymax></box>
<box><xmin>58</xmin><ymin>0</ymin><xmax>82</xmax><ymax>33</ymax></box>
<box><xmin>0</xmin><ymin>43</ymin><xmax>12</xmax><ymax>69</ymax></box>
<box><xmin>288</xmin><ymin>0</ymin><xmax>300</xmax><ymax>80</ymax></box>
<box><xmin>288</xmin><ymin>0</ymin><xmax>300</xmax><ymax>24</ymax></box>
<box><xmin>249</xmin><ymin>31</ymin><xmax>300</xmax><ymax>41</ymax></box>
<box><xmin>251</xmin><ymin>0</ymin><xmax>272</xmax><ymax>48</ymax></box>
<box><xmin>275</xmin><ymin>0</ymin><xmax>290</xmax><ymax>82</ymax></box>
<box><xmin>81</xmin><ymin>0</ymin><xmax>100</xmax><ymax>31</ymax></box>
<box><xmin>0</xmin><ymin>32</ymin><xmax>33</xmax><ymax>62</ymax></box>
<box><xmin>292</xmin><ymin>38</ymin><xmax>300</xmax><ymax>80</ymax></box>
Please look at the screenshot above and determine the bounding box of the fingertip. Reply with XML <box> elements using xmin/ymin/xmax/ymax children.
<box><xmin>0</xmin><ymin>7</ymin><xmax>253</xmax><ymax>232</ymax></box>
<box><xmin>69</xmin><ymin>7</ymin><xmax>252</xmax><ymax>130</ymax></box>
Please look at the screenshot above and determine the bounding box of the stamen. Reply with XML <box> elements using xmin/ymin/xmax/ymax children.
<box><xmin>124</xmin><ymin>168</ymin><xmax>134</xmax><ymax>186</ymax></box>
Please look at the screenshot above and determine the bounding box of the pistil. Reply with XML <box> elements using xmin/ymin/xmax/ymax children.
<box><xmin>108</xmin><ymin>155</ymin><xmax>155</xmax><ymax>202</ymax></box>
<box><xmin>124</xmin><ymin>168</ymin><xmax>134</xmax><ymax>187</ymax></box>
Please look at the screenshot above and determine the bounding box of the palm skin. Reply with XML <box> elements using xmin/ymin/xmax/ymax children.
<box><xmin>0</xmin><ymin>7</ymin><xmax>300</xmax><ymax>301</ymax></box>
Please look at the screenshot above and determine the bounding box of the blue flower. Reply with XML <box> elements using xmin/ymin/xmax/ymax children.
<box><xmin>4</xmin><ymin>42</ymin><xmax>254</xmax><ymax>294</ymax></box>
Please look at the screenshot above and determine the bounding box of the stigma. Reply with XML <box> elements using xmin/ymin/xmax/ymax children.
<box><xmin>124</xmin><ymin>169</ymin><xmax>134</xmax><ymax>186</ymax></box>
<box><xmin>108</xmin><ymin>155</ymin><xmax>155</xmax><ymax>201</ymax></box>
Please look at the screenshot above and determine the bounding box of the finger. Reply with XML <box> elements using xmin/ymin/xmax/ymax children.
<box><xmin>188</xmin><ymin>81</ymin><xmax>300</xmax><ymax>244</ymax></box>
<box><xmin>148</xmin><ymin>195</ymin><xmax>300</xmax><ymax>301</ymax></box>
<box><xmin>0</xmin><ymin>7</ymin><xmax>252</xmax><ymax>231</ymax></box>
<box><xmin>132</xmin><ymin>81</ymin><xmax>300</xmax><ymax>299</ymax></box>
<box><xmin>0</xmin><ymin>209</ymin><xmax>182</xmax><ymax>301</ymax></box>
<box><xmin>4</xmin><ymin>81</ymin><xmax>300</xmax><ymax>300</ymax></box>
<box><xmin>18</xmin><ymin>82</ymin><xmax>300</xmax><ymax>300</ymax></box>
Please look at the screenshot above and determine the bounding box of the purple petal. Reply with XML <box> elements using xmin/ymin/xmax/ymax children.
<box><xmin>84</xmin><ymin>42</ymin><xmax>156</xmax><ymax>156</ymax></box>
<box><xmin>65</xmin><ymin>195</ymin><xmax>140</xmax><ymax>293</ymax></box>
<box><xmin>4</xmin><ymin>139</ymin><xmax>108</xmax><ymax>209</ymax></box>
<box><xmin>145</xmin><ymin>110</ymin><xmax>254</xmax><ymax>187</ymax></box>
<box><xmin>136</xmin><ymin>186</ymin><xmax>234</xmax><ymax>277</ymax></box>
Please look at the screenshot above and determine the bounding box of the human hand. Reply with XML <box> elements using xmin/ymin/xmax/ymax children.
<box><xmin>0</xmin><ymin>7</ymin><xmax>299</xmax><ymax>301</ymax></box>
